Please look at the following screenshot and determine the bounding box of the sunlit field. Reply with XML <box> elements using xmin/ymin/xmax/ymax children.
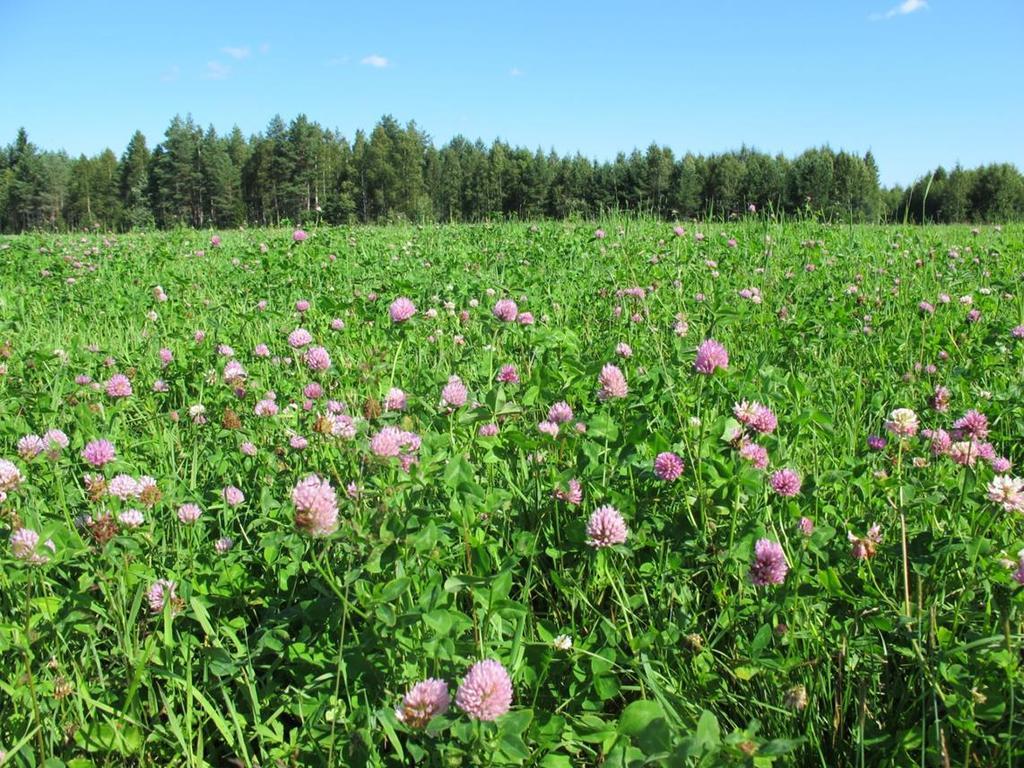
<box><xmin>1</xmin><ymin>220</ymin><xmax>1022</xmax><ymax>767</ymax></box>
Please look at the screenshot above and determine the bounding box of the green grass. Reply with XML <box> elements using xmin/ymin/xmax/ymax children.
<box><xmin>0</xmin><ymin>219</ymin><xmax>1022</xmax><ymax>767</ymax></box>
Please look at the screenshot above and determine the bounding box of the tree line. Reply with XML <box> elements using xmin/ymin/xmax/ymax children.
<box><xmin>1</xmin><ymin>113</ymin><xmax>1022</xmax><ymax>232</ymax></box>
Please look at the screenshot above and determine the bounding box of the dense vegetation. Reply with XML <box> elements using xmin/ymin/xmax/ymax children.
<box><xmin>2</xmin><ymin>115</ymin><xmax>1023</xmax><ymax>232</ymax></box>
<box><xmin>1</xmin><ymin>220</ymin><xmax>1022</xmax><ymax>766</ymax></box>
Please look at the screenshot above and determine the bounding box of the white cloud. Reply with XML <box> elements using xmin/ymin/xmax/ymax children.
<box><xmin>510</xmin><ymin>67</ymin><xmax>523</xmax><ymax>77</ymax></box>
<box><xmin>895</xmin><ymin>0</ymin><xmax>928</xmax><ymax>14</ymax></box>
<box><xmin>160</xmin><ymin>65</ymin><xmax>180</xmax><ymax>83</ymax></box>
<box><xmin>361</xmin><ymin>54</ymin><xmax>390</xmax><ymax>68</ymax></box>
<box><xmin>222</xmin><ymin>46</ymin><xmax>251</xmax><ymax>60</ymax></box>
<box><xmin>202</xmin><ymin>60</ymin><xmax>231</xmax><ymax>80</ymax></box>
<box><xmin>871</xmin><ymin>0</ymin><xmax>927</xmax><ymax>20</ymax></box>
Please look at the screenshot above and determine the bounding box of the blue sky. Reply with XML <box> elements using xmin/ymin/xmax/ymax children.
<box><xmin>1</xmin><ymin>0</ymin><xmax>1021</xmax><ymax>186</ymax></box>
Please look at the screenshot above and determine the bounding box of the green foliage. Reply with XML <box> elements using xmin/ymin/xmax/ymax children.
<box><xmin>896</xmin><ymin>163</ymin><xmax>1024</xmax><ymax>224</ymax></box>
<box><xmin>4</xmin><ymin>117</ymin><xmax>1024</xmax><ymax>233</ymax></box>
<box><xmin>0</xmin><ymin>220</ymin><xmax>1022</xmax><ymax>767</ymax></box>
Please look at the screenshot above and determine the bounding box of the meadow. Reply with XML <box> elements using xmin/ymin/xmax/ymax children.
<box><xmin>0</xmin><ymin>219</ymin><xmax>1022</xmax><ymax>767</ymax></box>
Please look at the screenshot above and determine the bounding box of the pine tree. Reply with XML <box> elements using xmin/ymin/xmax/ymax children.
<box><xmin>199</xmin><ymin>126</ymin><xmax>241</xmax><ymax>227</ymax></box>
<box><xmin>150</xmin><ymin>115</ymin><xmax>203</xmax><ymax>226</ymax></box>
<box><xmin>119</xmin><ymin>130</ymin><xmax>152</xmax><ymax>229</ymax></box>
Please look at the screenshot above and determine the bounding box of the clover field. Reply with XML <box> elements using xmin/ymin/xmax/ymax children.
<box><xmin>1</xmin><ymin>220</ymin><xmax>1023</xmax><ymax>767</ymax></box>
